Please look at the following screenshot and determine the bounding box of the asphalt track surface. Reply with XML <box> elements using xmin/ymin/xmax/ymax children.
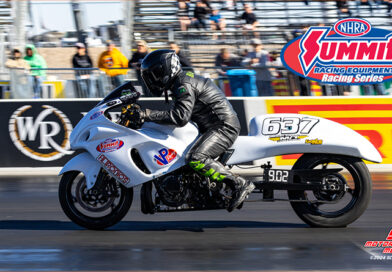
<box><xmin>0</xmin><ymin>173</ymin><xmax>391</xmax><ymax>271</ymax></box>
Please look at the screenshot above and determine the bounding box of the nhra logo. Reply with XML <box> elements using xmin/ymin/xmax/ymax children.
<box><xmin>282</xmin><ymin>18</ymin><xmax>392</xmax><ymax>85</ymax></box>
<box><xmin>9</xmin><ymin>105</ymin><xmax>74</xmax><ymax>161</ymax></box>
<box><xmin>154</xmin><ymin>148</ymin><xmax>177</xmax><ymax>166</ymax></box>
<box><xmin>96</xmin><ymin>138</ymin><xmax>124</xmax><ymax>153</ymax></box>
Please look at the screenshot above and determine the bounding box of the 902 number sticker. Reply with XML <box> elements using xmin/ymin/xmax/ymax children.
<box><xmin>268</xmin><ymin>169</ymin><xmax>290</xmax><ymax>183</ymax></box>
<box><xmin>262</xmin><ymin>117</ymin><xmax>319</xmax><ymax>135</ymax></box>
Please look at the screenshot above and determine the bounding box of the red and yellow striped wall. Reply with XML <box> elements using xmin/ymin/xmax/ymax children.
<box><xmin>265</xmin><ymin>97</ymin><xmax>392</xmax><ymax>166</ymax></box>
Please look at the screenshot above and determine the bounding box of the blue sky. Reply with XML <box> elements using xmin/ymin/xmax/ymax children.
<box><xmin>31</xmin><ymin>1</ymin><xmax>122</xmax><ymax>34</ymax></box>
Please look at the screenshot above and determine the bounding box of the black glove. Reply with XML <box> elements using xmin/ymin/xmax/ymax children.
<box><xmin>120</xmin><ymin>104</ymin><xmax>146</xmax><ymax>129</ymax></box>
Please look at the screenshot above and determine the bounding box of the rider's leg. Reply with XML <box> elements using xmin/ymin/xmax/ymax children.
<box><xmin>186</xmin><ymin>125</ymin><xmax>255</xmax><ymax>211</ymax></box>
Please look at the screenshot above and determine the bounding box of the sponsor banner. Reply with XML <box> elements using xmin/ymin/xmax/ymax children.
<box><xmin>0</xmin><ymin>99</ymin><xmax>247</xmax><ymax>167</ymax></box>
<box><xmin>266</xmin><ymin>97</ymin><xmax>392</xmax><ymax>165</ymax></box>
<box><xmin>282</xmin><ymin>18</ymin><xmax>392</xmax><ymax>85</ymax></box>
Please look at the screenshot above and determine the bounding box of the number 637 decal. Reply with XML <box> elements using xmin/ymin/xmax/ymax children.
<box><xmin>262</xmin><ymin>117</ymin><xmax>319</xmax><ymax>135</ymax></box>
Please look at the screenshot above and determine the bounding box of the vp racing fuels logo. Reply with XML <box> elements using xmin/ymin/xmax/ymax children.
<box><xmin>154</xmin><ymin>148</ymin><xmax>177</xmax><ymax>166</ymax></box>
<box><xmin>9</xmin><ymin>105</ymin><xmax>73</xmax><ymax>161</ymax></box>
<box><xmin>282</xmin><ymin>18</ymin><xmax>392</xmax><ymax>84</ymax></box>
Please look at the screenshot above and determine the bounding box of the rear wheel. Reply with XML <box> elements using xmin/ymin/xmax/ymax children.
<box><xmin>59</xmin><ymin>171</ymin><xmax>133</xmax><ymax>230</ymax></box>
<box><xmin>288</xmin><ymin>154</ymin><xmax>372</xmax><ymax>227</ymax></box>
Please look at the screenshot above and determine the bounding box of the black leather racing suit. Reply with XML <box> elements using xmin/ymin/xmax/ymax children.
<box><xmin>144</xmin><ymin>71</ymin><xmax>241</xmax><ymax>183</ymax></box>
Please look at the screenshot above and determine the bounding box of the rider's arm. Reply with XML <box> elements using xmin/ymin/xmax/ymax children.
<box><xmin>144</xmin><ymin>85</ymin><xmax>195</xmax><ymax>127</ymax></box>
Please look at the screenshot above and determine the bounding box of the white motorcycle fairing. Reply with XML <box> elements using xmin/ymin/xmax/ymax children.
<box><xmin>60</xmin><ymin>98</ymin><xmax>200</xmax><ymax>189</ymax></box>
<box><xmin>60</xmin><ymin>97</ymin><xmax>381</xmax><ymax>190</ymax></box>
<box><xmin>226</xmin><ymin>114</ymin><xmax>382</xmax><ymax>165</ymax></box>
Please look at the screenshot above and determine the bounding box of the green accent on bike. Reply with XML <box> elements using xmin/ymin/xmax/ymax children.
<box><xmin>186</xmin><ymin>71</ymin><xmax>194</xmax><ymax>78</ymax></box>
<box><xmin>179</xmin><ymin>87</ymin><xmax>187</xmax><ymax>94</ymax></box>
<box><xmin>121</xmin><ymin>90</ymin><xmax>132</xmax><ymax>96</ymax></box>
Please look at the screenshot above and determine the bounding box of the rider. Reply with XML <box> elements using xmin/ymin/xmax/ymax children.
<box><xmin>130</xmin><ymin>49</ymin><xmax>255</xmax><ymax>211</ymax></box>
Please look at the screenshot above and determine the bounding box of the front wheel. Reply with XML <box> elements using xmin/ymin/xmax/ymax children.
<box><xmin>59</xmin><ymin>171</ymin><xmax>133</xmax><ymax>230</ymax></box>
<box><xmin>288</xmin><ymin>154</ymin><xmax>372</xmax><ymax>227</ymax></box>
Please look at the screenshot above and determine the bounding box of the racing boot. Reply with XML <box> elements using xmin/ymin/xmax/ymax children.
<box><xmin>226</xmin><ymin>176</ymin><xmax>255</xmax><ymax>212</ymax></box>
<box><xmin>189</xmin><ymin>158</ymin><xmax>255</xmax><ymax>211</ymax></box>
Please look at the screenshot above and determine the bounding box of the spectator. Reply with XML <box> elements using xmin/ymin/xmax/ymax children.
<box><xmin>169</xmin><ymin>42</ymin><xmax>193</xmax><ymax>70</ymax></box>
<box><xmin>6</xmin><ymin>49</ymin><xmax>30</xmax><ymax>99</ymax></box>
<box><xmin>98</xmin><ymin>40</ymin><xmax>128</xmax><ymax>89</ymax></box>
<box><xmin>240</xmin><ymin>4</ymin><xmax>259</xmax><ymax>37</ymax></box>
<box><xmin>129</xmin><ymin>40</ymin><xmax>150</xmax><ymax>69</ymax></box>
<box><xmin>5</xmin><ymin>49</ymin><xmax>30</xmax><ymax>70</ymax></box>
<box><xmin>215</xmin><ymin>48</ymin><xmax>240</xmax><ymax>76</ymax></box>
<box><xmin>192</xmin><ymin>0</ymin><xmax>210</xmax><ymax>30</ymax></box>
<box><xmin>177</xmin><ymin>0</ymin><xmax>191</xmax><ymax>31</ymax></box>
<box><xmin>210</xmin><ymin>8</ymin><xmax>226</xmax><ymax>32</ymax></box>
<box><xmin>241</xmin><ymin>39</ymin><xmax>273</xmax><ymax>96</ymax></box>
<box><xmin>24</xmin><ymin>44</ymin><xmax>47</xmax><ymax>98</ymax></box>
<box><xmin>336</xmin><ymin>0</ymin><xmax>352</xmax><ymax>17</ymax></box>
<box><xmin>72</xmin><ymin>42</ymin><xmax>95</xmax><ymax>97</ymax></box>
<box><xmin>129</xmin><ymin>40</ymin><xmax>151</xmax><ymax>94</ymax></box>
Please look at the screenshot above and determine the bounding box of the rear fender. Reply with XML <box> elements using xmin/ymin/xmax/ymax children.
<box><xmin>59</xmin><ymin>153</ymin><xmax>101</xmax><ymax>189</ymax></box>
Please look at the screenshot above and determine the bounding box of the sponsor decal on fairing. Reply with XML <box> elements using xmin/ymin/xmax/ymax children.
<box><xmin>282</xmin><ymin>18</ymin><xmax>392</xmax><ymax>85</ymax></box>
<box><xmin>97</xmin><ymin>154</ymin><xmax>130</xmax><ymax>185</ymax></box>
<box><xmin>96</xmin><ymin>138</ymin><xmax>124</xmax><ymax>153</ymax></box>
<box><xmin>90</xmin><ymin>111</ymin><xmax>103</xmax><ymax>120</ymax></box>
<box><xmin>154</xmin><ymin>148</ymin><xmax>177</xmax><ymax>166</ymax></box>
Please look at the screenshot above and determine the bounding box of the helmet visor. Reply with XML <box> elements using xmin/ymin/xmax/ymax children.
<box><xmin>141</xmin><ymin>64</ymin><xmax>164</xmax><ymax>96</ymax></box>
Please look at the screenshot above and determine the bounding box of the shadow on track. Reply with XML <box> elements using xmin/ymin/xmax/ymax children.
<box><xmin>0</xmin><ymin>220</ymin><xmax>306</xmax><ymax>231</ymax></box>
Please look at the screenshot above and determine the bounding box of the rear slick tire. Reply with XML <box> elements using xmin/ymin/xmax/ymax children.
<box><xmin>59</xmin><ymin>171</ymin><xmax>133</xmax><ymax>230</ymax></box>
<box><xmin>288</xmin><ymin>154</ymin><xmax>372</xmax><ymax>228</ymax></box>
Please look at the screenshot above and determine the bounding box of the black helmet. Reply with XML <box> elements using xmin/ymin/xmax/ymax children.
<box><xmin>141</xmin><ymin>49</ymin><xmax>182</xmax><ymax>97</ymax></box>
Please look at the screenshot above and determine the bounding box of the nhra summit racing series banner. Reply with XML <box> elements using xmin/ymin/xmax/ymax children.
<box><xmin>0</xmin><ymin>99</ymin><xmax>247</xmax><ymax>167</ymax></box>
<box><xmin>266</xmin><ymin>97</ymin><xmax>391</xmax><ymax>166</ymax></box>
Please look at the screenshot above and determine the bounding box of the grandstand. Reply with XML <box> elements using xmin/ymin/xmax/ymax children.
<box><xmin>0</xmin><ymin>0</ymin><xmax>13</xmax><ymax>72</ymax></box>
<box><xmin>133</xmin><ymin>0</ymin><xmax>392</xmax><ymax>69</ymax></box>
<box><xmin>0</xmin><ymin>0</ymin><xmax>12</xmax><ymax>29</ymax></box>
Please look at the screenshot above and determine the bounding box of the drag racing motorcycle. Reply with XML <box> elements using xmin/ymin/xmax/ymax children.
<box><xmin>59</xmin><ymin>82</ymin><xmax>382</xmax><ymax>230</ymax></box>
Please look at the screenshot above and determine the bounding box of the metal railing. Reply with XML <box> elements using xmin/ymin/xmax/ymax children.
<box><xmin>2</xmin><ymin>66</ymin><xmax>390</xmax><ymax>99</ymax></box>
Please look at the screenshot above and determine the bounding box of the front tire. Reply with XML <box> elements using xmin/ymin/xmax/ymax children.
<box><xmin>59</xmin><ymin>171</ymin><xmax>133</xmax><ymax>230</ymax></box>
<box><xmin>288</xmin><ymin>154</ymin><xmax>372</xmax><ymax>228</ymax></box>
